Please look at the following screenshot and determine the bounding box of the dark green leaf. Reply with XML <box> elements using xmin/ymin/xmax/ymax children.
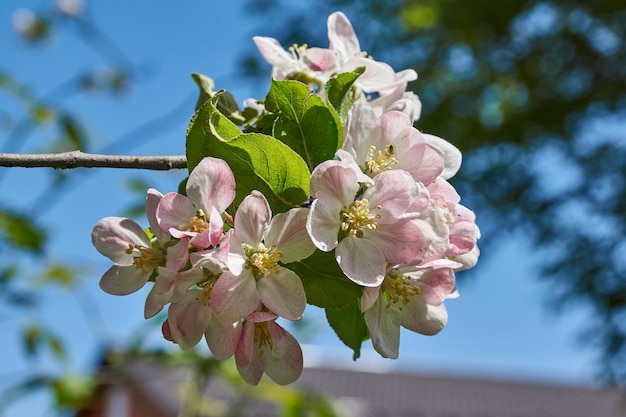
<box><xmin>265</xmin><ymin>79</ymin><xmax>341</xmax><ymax>170</ymax></box>
<box><xmin>325</xmin><ymin>67</ymin><xmax>365</xmax><ymax>124</ymax></box>
<box><xmin>326</xmin><ymin>300</ymin><xmax>368</xmax><ymax>360</ymax></box>
<box><xmin>186</xmin><ymin>94</ymin><xmax>311</xmax><ymax>213</ymax></box>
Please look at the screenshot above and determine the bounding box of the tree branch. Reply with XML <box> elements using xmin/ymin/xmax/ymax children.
<box><xmin>0</xmin><ymin>151</ymin><xmax>187</xmax><ymax>170</ymax></box>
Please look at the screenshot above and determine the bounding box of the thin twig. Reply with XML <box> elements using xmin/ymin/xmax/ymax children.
<box><xmin>0</xmin><ymin>151</ymin><xmax>187</xmax><ymax>170</ymax></box>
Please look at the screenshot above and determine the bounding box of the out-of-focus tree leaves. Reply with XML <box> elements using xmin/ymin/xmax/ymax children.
<box><xmin>0</xmin><ymin>207</ymin><xmax>46</xmax><ymax>253</ymax></box>
<box><xmin>243</xmin><ymin>0</ymin><xmax>626</xmax><ymax>382</ymax></box>
<box><xmin>22</xmin><ymin>324</ymin><xmax>67</xmax><ymax>361</ymax></box>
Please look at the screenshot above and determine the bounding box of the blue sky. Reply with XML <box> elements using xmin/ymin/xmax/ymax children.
<box><xmin>0</xmin><ymin>1</ymin><xmax>600</xmax><ymax>415</ymax></box>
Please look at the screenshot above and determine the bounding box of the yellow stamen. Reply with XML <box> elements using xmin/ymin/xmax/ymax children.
<box><xmin>341</xmin><ymin>199</ymin><xmax>381</xmax><ymax>236</ymax></box>
<box><xmin>125</xmin><ymin>244</ymin><xmax>165</xmax><ymax>274</ymax></box>
<box><xmin>366</xmin><ymin>144</ymin><xmax>399</xmax><ymax>176</ymax></box>
<box><xmin>247</xmin><ymin>244</ymin><xmax>283</xmax><ymax>276</ymax></box>
<box><xmin>253</xmin><ymin>322</ymin><xmax>273</xmax><ymax>355</ymax></box>
<box><xmin>383</xmin><ymin>277</ymin><xmax>421</xmax><ymax>310</ymax></box>
<box><xmin>178</xmin><ymin>209</ymin><xmax>209</xmax><ymax>233</ymax></box>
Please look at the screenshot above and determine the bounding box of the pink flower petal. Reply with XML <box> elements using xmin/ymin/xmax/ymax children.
<box><xmin>257</xmin><ymin>268</ymin><xmax>306</xmax><ymax>320</ymax></box>
<box><xmin>263</xmin><ymin>322</ymin><xmax>303</xmax><ymax>385</ymax></box>
<box><xmin>146</xmin><ymin>188</ymin><xmax>167</xmax><ymax>242</ymax></box>
<box><xmin>423</xmin><ymin>134</ymin><xmax>462</xmax><ymax>180</ymax></box>
<box><xmin>156</xmin><ymin>192</ymin><xmax>196</xmax><ymax>236</ymax></box>
<box><xmin>167</xmin><ymin>290</ymin><xmax>213</xmax><ymax>350</ymax></box>
<box><xmin>91</xmin><ymin>217</ymin><xmax>149</xmax><ymax>263</ymax></box>
<box><xmin>363</xmin><ymin>295</ymin><xmax>401</xmax><ymax>359</ymax></box>
<box><xmin>327</xmin><ymin>11</ymin><xmax>361</xmax><ymax>58</ymax></box>
<box><xmin>265</xmin><ymin>207</ymin><xmax>315</xmax><ymax>263</ymax></box>
<box><xmin>210</xmin><ymin>270</ymin><xmax>261</xmax><ymax>324</ymax></box>
<box><xmin>186</xmin><ymin>157</ymin><xmax>236</xmax><ymax>213</ymax></box>
<box><xmin>364</xmin><ymin>170</ymin><xmax>417</xmax><ymax>222</ymax></box>
<box><xmin>99</xmin><ymin>264</ymin><xmax>149</xmax><ymax>295</ymax></box>
<box><xmin>401</xmin><ymin>299</ymin><xmax>448</xmax><ymax>336</ymax></box>
<box><xmin>306</xmin><ymin>195</ymin><xmax>343</xmax><ymax>252</ymax></box>
<box><xmin>164</xmin><ymin>238</ymin><xmax>190</xmax><ymax>271</ymax></box>
<box><xmin>205</xmin><ymin>318</ymin><xmax>242</xmax><ymax>360</ymax></box>
<box><xmin>336</xmin><ymin>236</ymin><xmax>385</xmax><ymax>286</ymax></box>
<box><xmin>234</xmin><ymin>191</ymin><xmax>270</xmax><ymax>248</ymax></box>
<box><xmin>310</xmin><ymin>160</ymin><xmax>359</xmax><ymax>204</ymax></box>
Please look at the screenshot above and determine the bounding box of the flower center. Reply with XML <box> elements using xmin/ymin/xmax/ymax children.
<box><xmin>365</xmin><ymin>144</ymin><xmax>398</xmax><ymax>176</ymax></box>
<box><xmin>341</xmin><ymin>199</ymin><xmax>381</xmax><ymax>237</ymax></box>
<box><xmin>253</xmin><ymin>322</ymin><xmax>273</xmax><ymax>354</ymax></box>
<box><xmin>125</xmin><ymin>244</ymin><xmax>165</xmax><ymax>274</ymax></box>
<box><xmin>247</xmin><ymin>244</ymin><xmax>283</xmax><ymax>276</ymax></box>
<box><xmin>178</xmin><ymin>209</ymin><xmax>209</xmax><ymax>233</ymax></box>
<box><xmin>383</xmin><ymin>277</ymin><xmax>421</xmax><ymax>309</ymax></box>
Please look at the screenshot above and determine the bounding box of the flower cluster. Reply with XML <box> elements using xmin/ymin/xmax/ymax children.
<box><xmin>92</xmin><ymin>11</ymin><xmax>479</xmax><ymax>385</ymax></box>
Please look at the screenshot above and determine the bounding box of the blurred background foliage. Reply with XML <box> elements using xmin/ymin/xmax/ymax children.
<box><xmin>0</xmin><ymin>0</ymin><xmax>625</xmax><ymax>414</ymax></box>
<box><xmin>240</xmin><ymin>0</ymin><xmax>626</xmax><ymax>381</ymax></box>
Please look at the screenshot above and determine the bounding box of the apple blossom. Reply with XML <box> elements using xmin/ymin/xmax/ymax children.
<box><xmin>342</xmin><ymin>102</ymin><xmax>445</xmax><ymax>185</ymax></box>
<box><xmin>307</xmin><ymin>159</ymin><xmax>425</xmax><ymax>286</ymax></box>
<box><xmin>235</xmin><ymin>311</ymin><xmax>303</xmax><ymax>385</ymax></box>
<box><xmin>91</xmin><ymin>189</ymin><xmax>189</xmax><ymax>296</ymax></box>
<box><xmin>210</xmin><ymin>191</ymin><xmax>314</xmax><ymax>323</ymax></box>
<box><xmin>156</xmin><ymin>156</ymin><xmax>235</xmax><ymax>249</ymax></box>
<box><xmin>362</xmin><ymin>265</ymin><xmax>458</xmax><ymax>358</ymax></box>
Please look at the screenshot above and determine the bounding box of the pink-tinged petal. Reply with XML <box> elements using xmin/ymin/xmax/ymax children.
<box><xmin>246</xmin><ymin>311</ymin><xmax>279</xmax><ymax>323</ymax></box>
<box><xmin>99</xmin><ymin>264</ymin><xmax>148</xmax><ymax>295</ymax></box>
<box><xmin>168</xmin><ymin>290</ymin><xmax>213</xmax><ymax>350</ymax></box>
<box><xmin>306</xmin><ymin>195</ymin><xmax>343</xmax><ymax>252</ymax></box>
<box><xmin>372</xmin><ymin>220</ymin><xmax>423</xmax><ymax>265</ymax></box>
<box><xmin>344</xmin><ymin>103</ymin><xmax>379</xmax><ymax>165</ymax></box>
<box><xmin>207</xmin><ymin>206</ymin><xmax>225</xmax><ymax>247</ymax></box>
<box><xmin>162</xmin><ymin>319</ymin><xmax>173</xmax><ymax>341</ymax></box>
<box><xmin>401</xmin><ymin>299</ymin><xmax>448</xmax><ymax>336</ymax></box>
<box><xmin>187</xmin><ymin>157</ymin><xmax>236</xmax><ymax>213</ymax></box>
<box><xmin>265</xmin><ymin>208</ymin><xmax>315</xmax><ymax>263</ymax></box>
<box><xmin>345</xmin><ymin>57</ymin><xmax>395</xmax><ymax>91</ymax></box>
<box><xmin>189</xmin><ymin>229</ymin><xmax>211</xmax><ymax>249</ymax></box>
<box><xmin>258</xmin><ymin>268</ymin><xmax>306</xmax><ymax>321</ymax></box>
<box><xmin>310</xmin><ymin>160</ymin><xmax>359</xmax><ymax>204</ymax></box>
<box><xmin>237</xmin><ymin>349</ymin><xmax>265</xmax><ymax>386</ymax></box>
<box><xmin>235</xmin><ymin>321</ymin><xmax>256</xmax><ymax>368</ymax></box>
<box><xmin>364</xmin><ymin>296</ymin><xmax>401</xmax><ymax>359</ymax></box>
<box><xmin>455</xmin><ymin>245</ymin><xmax>480</xmax><ymax>271</ymax></box>
<box><xmin>92</xmin><ymin>217</ymin><xmax>149</xmax><ymax>263</ymax></box>
<box><xmin>336</xmin><ymin>236</ymin><xmax>385</xmax><ymax>287</ymax></box>
<box><xmin>235</xmin><ymin>191</ymin><xmax>271</xmax><ymax>248</ymax></box>
<box><xmin>328</xmin><ymin>11</ymin><xmax>361</xmax><ymax>58</ymax></box>
<box><xmin>144</xmin><ymin>269</ymin><xmax>177</xmax><ymax>319</ymax></box>
<box><xmin>210</xmin><ymin>270</ymin><xmax>261</xmax><ymax>324</ymax></box>
<box><xmin>146</xmin><ymin>188</ymin><xmax>167</xmax><ymax>242</ymax></box>
<box><xmin>164</xmin><ymin>238</ymin><xmax>189</xmax><ymax>271</ymax></box>
<box><xmin>428</xmin><ymin>178</ymin><xmax>461</xmax><ymax>205</ymax></box>
<box><xmin>226</xmin><ymin>239</ymin><xmax>247</xmax><ymax>277</ymax></box>
<box><xmin>264</xmin><ymin>322</ymin><xmax>303</xmax><ymax>385</ymax></box>
<box><xmin>156</xmin><ymin>193</ymin><xmax>196</xmax><ymax>235</ymax></box>
<box><xmin>303</xmin><ymin>47</ymin><xmax>336</xmax><ymax>71</ymax></box>
<box><xmin>361</xmin><ymin>286</ymin><xmax>381</xmax><ymax>312</ymax></box>
<box><xmin>413</xmin><ymin>268</ymin><xmax>456</xmax><ymax>305</ymax></box>
<box><xmin>253</xmin><ymin>36</ymin><xmax>295</xmax><ymax>68</ymax></box>
<box><xmin>413</xmin><ymin>143</ymin><xmax>445</xmax><ymax>186</ymax></box>
<box><xmin>423</xmin><ymin>134</ymin><xmax>462</xmax><ymax>180</ymax></box>
<box><xmin>379</xmin><ymin>111</ymin><xmax>412</xmax><ymax>145</ymax></box>
<box><xmin>190</xmin><ymin>248</ymin><xmax>227</xmax><ymax>274</ymax></box>
<box><xmin>205</xmin><ymin>318</ymin><xmax>242</xmax><ymax>360</ymax></box>
<box><xmin>335</xmin><ymin>150</ymin><xmax>374</xmax><ymax>185</ymax></box>
<box><xmin>364</xmin><ymin>170</ymin><xmax>417</xmax><ymax>222</ymax></box>
<box><xmin>448</xmin><ymin>219</ymin><xmax>479</xmax><ymax>255</ymax></box>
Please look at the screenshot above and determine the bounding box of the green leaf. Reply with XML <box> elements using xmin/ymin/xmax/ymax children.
<box><xmin>325</xmin><ymin>67</ymin><xmax>365</xmax><ymax>124</ymax></box>
<box><xmin>265</xmin><ymin>79</ymin><xmax>341</xmax><ymax>171</ymax></box>
<box><xmin>0</xmin><ymin>208</ymin><xmax>46</xmax><ymax>253</ymax></box>
<box><xmin>326</xmin><ymin>300</ymin><xmax>369</xmax><ymax>360</ymax></box>
<box><xmin>284</xmin><ymin>249</ymin><xmax>362</xmax><ymax>309</ymax></box>
<box><xmin>186</xmin><ymin>95</ymin><xmax>311</xmax><ymax>213</ymax></box>
<box><xmin>191</xmin><ymin>73</ymin><xmax>244</xmax><ymax>124</ymax></box>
